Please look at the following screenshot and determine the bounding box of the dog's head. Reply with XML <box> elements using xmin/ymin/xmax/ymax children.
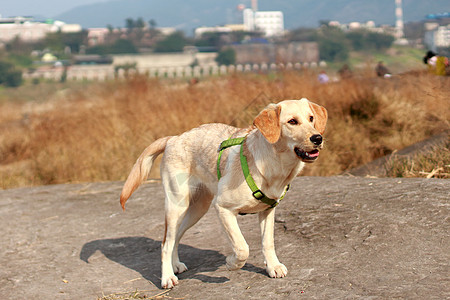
<box><xmin>253</xmin><ymin>98</ymin><xmax>328</xmax><ymax>163</ymax></box>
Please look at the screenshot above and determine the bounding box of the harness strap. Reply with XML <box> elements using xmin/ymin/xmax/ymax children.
<box><xmin>217</xmin><ymin>136</ymin><xmax>290</xmax><ymax>209</ymax></box>
<box><xmin>217</xmin><ymin>137</ymin><xmax>245</xmax><ymax>179</ymax></box>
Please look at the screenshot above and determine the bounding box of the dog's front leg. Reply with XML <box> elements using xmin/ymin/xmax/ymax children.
<box><xmin>259</xmin><ymin>208</ymin><xmax>287</xmax><ymax>278</ymax></box>
<box><xmin>215</xmin><ymin>203</ymin><xmax>249</xmax><ymax>270</ymax></box>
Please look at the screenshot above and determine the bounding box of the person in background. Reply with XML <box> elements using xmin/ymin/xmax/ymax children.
<box><xmin>375</xmin><ymin>61</ymin><xmax>391</xmax><ymax>78</ymax></box>
<box><xmin>338</xmin><ymin>64</ymin><xmax>353</xmax><ymax>80</ymax></box>
<box><xmin>423</xmin><ymin>50</ymin><xmax>449</xmax><ymax>76</ymax></box>
<box><xmin>317</xmin><ymin>70</ymin><xmax>329</xmax><ymax>84</ymax></box>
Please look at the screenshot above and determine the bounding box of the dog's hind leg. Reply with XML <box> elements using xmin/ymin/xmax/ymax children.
<box><xmin>160</xmin><ymin>171</ymin><xmax>192</xmax><ymax>289</ymax></box>
<box><xmin>172</xmin><ymin>185</ymin><xmax>213</xmax><ymax>274</ymax></box>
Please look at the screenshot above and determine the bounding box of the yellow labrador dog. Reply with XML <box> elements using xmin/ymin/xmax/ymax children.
<box><xmin>120</xmin><ymin>98</ymin><xmax>327</xmax><ymax>288</ymax></box>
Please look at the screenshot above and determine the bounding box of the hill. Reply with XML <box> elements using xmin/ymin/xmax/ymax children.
<box><xmin>54</xmin><ymin>0</ymin><xmax>450</xmax><ymax>31</ymax></box>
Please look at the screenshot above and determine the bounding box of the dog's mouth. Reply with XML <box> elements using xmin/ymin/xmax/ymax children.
<box><xmin>294</xmin><ymin>147</ymin><xmax>320</xmax><ymax>162</ymax></box>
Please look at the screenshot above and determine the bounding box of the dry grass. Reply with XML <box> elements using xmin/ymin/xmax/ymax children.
<box><xmin>0</xmin><ymin>70</ymin><xmax>449</xmax><ymax>189</ymax></box>
<box><xmin>98</xmin><ymin>289</ymin><xmax>177</xmax><ymax>299</ymax></box>
<box><xmin>385</xmin><ymin>141</ymin><xmax>450</xmax><ymax>179</ymax></box>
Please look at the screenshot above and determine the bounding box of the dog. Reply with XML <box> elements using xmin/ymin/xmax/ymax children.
<box><xmin>120</xmin><ymin>98</ymin><xmax>328</xmax><ymax>288</ymax></box>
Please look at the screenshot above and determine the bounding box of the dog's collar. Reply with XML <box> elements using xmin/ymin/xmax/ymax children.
<box><xmin>217</xmin><ymin>136</ymin><xmax>289</xmax><ymax>209</ymax></box>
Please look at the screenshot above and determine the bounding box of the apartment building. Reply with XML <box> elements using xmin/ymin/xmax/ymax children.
<box><xmin>424</xmin><ymin>23</ymin><xmax>450</xmax><ymax>52</ymax></box>
<box><xmin>243</xmin><ymin>9</ymin><xmax>284</xmax><ymax>37</ymax></box>
<box><xmin>0</xmin><ymin>16</ymin><xmax>81</xmax><ymax>43</ymax></box>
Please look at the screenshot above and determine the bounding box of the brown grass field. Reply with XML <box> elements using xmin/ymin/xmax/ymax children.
<box><xmin>0</xmin><ymin>70</ymin><xmax>449</xmax><ymax>189</ymax></box>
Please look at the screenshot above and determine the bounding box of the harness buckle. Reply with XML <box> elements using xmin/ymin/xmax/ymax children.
<box><xmin>252</xmin><ymin>190</ymin><xmax>264</xmax><ymax>200</ymax></box>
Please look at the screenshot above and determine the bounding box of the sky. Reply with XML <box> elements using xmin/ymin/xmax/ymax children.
<box><xmin>1</xmin><ymin>0</ymin><xmax>103</xmax><ymax>18</ymax></box>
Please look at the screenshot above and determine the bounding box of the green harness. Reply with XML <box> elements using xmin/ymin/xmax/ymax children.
<box><xmin>217</xmin><ymin>136</ymin><xmax>289</xmax><ymax>209</ymax></box>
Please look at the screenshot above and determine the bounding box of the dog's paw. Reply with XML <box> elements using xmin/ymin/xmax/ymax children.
<box><xmin>173</xmin><ymin>261</ymin><xmax>188</xmax><ymax>274</ymax></box>
<box><xmin>226</xmin><ymin>255</ymin><xmax>246</xmax><ymax>270</ymax></box>
<box><xmin>161</xmin><ymin>274</ymin><xmax>179</xmax><ymax>289</ymax></box>
<box><xmin>267</xmin><ymin>263</ymin><xmax>288</xmax><ymax>278</ymax></box>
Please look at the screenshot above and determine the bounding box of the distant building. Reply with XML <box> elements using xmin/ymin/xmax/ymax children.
<box><xmin>243</xmin><ymin>9</ymin><xmax>284</xmax><ymax>37</ymax></box>
<box><xmin>194</xmin><ymin>26</ymin><xmax>232</xmax><ymax>38</ymax></box>
<box><xmin>87</xmin><ymin>28</ymin><xmax>110</xmax><ymax>46</ymax></box>
<box><xmin>328</xmin><ymin>20</ymin><xmax>396</xmax><ymax>36</ymax></box>
<box><xmin>424</xmin><ymin>23</ymin><xmax>450</xmax><ymax>52</ymax></box>
<box><xmin>0</xmin><ymin>16</ymin><xmax>81</xmax><ymax>43</ymax></box>
<box><xmin>158</xmin><ymin>27</ymin><xmax>177</xmax><ymax>36</ymax></box>
<box><xmin>194</xmin><ymin>24</ymin><xmax>246</xmax><ymax>38</ymax></box>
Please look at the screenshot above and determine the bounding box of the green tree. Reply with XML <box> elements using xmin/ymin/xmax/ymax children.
<box><xmin>366</xmin><ymin>32</ymin><xmax>394</xmax><ymax>50</ymax></box>
<box><xmin>8</xmin><ymin>54</ymin><xmax>33</xmax><ymax>68</ymax></box>
<box><xmin>316</xmin><ymin>26</ymin><xmax>349</xmax><ymax>62</ymax></box>
<box><xmin>346</xmin><ymin>31</ymin><xmax>365</xmax><ymax>51</ymax></box>
<box><xmin>0</xmin><ymin>61</ymin><xmax>23</xmax><ymax>87</ymax></box>
<box><xmin>43</xmin><ymin>32</ymin><xmax>65</xmax><ymax>52</ymax></box>
<box><xmin>112</xmin><ymin>39</ymin><xmax>138</xmax><ymax>53</ymax></box>
<box><xmin>87</xmin><ymin>38</ymin><xmax>138</xmax><ymax>55</ymax></box>
<box><xmin>125</xmin><ymin>18</ymin><xmax>135</xmax><ymax>32</ymax></box>
<box><xmin>318</xmin><ymin>38</ymin><xmax>349</xmax><ymax>61</ymax></box>
<box><xmin>195</xmin><ymin>32</ymin><xmax>222</xmax><ymax>48</ymax></box>
<box><xmin>148</xmin><ymin>19</ymin><xmax>157</xmax><ymax>29</ymax></box>
<box><xmin>346</xmin><ymin>30</ymin><xmax>394</xmax><ymax>51</ymax></box>
<box><xmin>61</xmin><ymin>30</ymin><xmax>88</xmax><ymax>53</ymax></box>
<box><xmin>288</xmin><ymin>28</ymin><xmax>316</xmax><ymax>42</ymax></box>
<box><xmin>154</xmin><ymin>31</ymin><xmax>187</xmax><ymax>53</ymax></box>
<box><xmin>135</xmin><ymin>17</ymin><xmax>146</xmax><ymax>29</ymax></box>
<box><xmin>215</xmin><ymin>47</ymin><xmax>236</xmax><ymax>65</ymax></box>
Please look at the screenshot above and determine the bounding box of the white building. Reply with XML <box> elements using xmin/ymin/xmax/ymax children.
<box><xmin>0</xmin><ymin>16</ymin><xmax>81</xmax><ymax>43</ymax></box>
<box><xmin>194</xmin><ymin>26</ymin><xmax>232</xmax><ymax>38</ymax></box>
<box><xmin>194</xmin><ymin>24</ymin><xmax>246</xmax><ymax>39</ymax></box>
<box><xmin>424</xmin><ymin>23</ymin><xmax>450</xmax><ymax>52</ymax></box>
<box><xmin>243</xmin><ymin>9</ymin><xmax>284</xmax><ymax>37</ymax></box>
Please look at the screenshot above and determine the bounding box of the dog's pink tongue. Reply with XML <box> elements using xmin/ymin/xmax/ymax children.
<box><xmin>309</xmin><ymin>150</ymin><xmax>319</xmax><ymax>158</ymax></box>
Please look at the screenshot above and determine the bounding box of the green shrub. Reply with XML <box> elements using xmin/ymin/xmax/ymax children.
<box><xmin>0</xmin><ymin>61</ymin><xmax>23</xmax><ymax>87</ymax></box>
<box><xmin>215</xmin><ymin>48</ymin><xmax>236</xmax><ymax>66</ymax></box>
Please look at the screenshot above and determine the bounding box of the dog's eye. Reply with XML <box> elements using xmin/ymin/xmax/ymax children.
<box><xmin>309</xmin><ymin>116</ymin><xmax>314</xmax><ymax>122</ymax></box>
<box><xmin>288</xmin><ymin>118</ymin><xmax>298</xmax><ymax>125</ymax></box>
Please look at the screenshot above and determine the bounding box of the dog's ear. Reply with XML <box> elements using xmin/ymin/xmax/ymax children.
<box><xmin>308</xmin><ymin>102</ymin><xmax>328</xmax><ymax>135</ymax></box>
<box><xmin>253</xmin><ymin>104</ymin><xmax>281</xmax><ymax>144</ymax></box>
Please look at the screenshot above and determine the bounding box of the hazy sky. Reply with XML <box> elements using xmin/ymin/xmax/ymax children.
<box><xmin>1</xmin><ymin>0</ymin><xmax>104</xmax><ymax>18</ymax></box>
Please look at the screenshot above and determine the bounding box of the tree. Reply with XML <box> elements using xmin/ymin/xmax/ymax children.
<box><xmin>194</xmin><ymin>32</ymin><xmax>222</xmax><ymax>48</ymax></box>
<box><xmin>148</xmin><ymin>19</ymin><xmax>157</xmax><ymax>29</ymax></box>
<box><xmin>366</xmin><ymin>32</ymin><xmax>394</xmax><ymax>50</ymax></box>
<box><xmin>87</xmin><ymin>38</ymin><xmax>138</xmax><ymax>55</ymax></box>
<box><xmin>346</xmin><ymin>30</ymin><xmax>394</xmax><ymax>51</ymax></box>
<box><xmin>215</xmin><ymin>47</ymin><xmax>236</xmax><ymax>65</ymax></box>
<box><xmin>346</xmin><ymin>31</ymin><xmax>366</xmax><ymax>51</ymax></box>
<box><xmin>135</xmin><ymin>17</ymin><xmax>146</xmax><ymax>29</ymax></box>
<box><xmin>288</xmin><ymin>28</ymin><xmax>316</xmax><ymax>42</ymax></box>
<box><xmin>125</xmin><ymin>18</ymin><xmax>135</xmax><ymax>32</ymax></box>
<box><xmin>0</xmin><ymin>61</ymin><xmax>23</xmax><ymax>87</ymax></box>
<box><xmin>43</xmin><ymin>32</ymin><xmax>65</xmax><ymax>52</ymax></box>
<box><xmin>318</xmin><ymin>38</ymin><xmax>349</xmax><ymax>61</ymax></box>
<box><xmin>154</xmin><ymin>31</ymin><xmax>188</xmax><ymax>53</ymax></box>
<box><xmin>316</xmin><ymin>26</ymin><xmax>350</xmax><ymax>62</ymax></box>
<box><xmin>61</xmin><ymin>30</ymin><xmax>88</xmax><ymax>54</ymax></box>
<box><xmin>112</xmin><ymin>39</ymin><xmax>138</xmax><ymax>53</ymax></box>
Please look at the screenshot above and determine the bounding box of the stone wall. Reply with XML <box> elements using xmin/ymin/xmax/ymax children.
<box><xmin>231</xmin><ymin>42</ymin><xmax>319</xmax><ymax>64</ymax></box>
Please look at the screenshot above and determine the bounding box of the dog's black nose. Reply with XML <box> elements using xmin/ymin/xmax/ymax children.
<box><xmin>310</xmin><ymin>134</ymin><xmax>323</xmax><ymax>146</ymax></box>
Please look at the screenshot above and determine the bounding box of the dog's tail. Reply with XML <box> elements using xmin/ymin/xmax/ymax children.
<box><xmin>120</xmin><ymin>136</ymin><xmax>173</xmax><ymax>210</ymax></box>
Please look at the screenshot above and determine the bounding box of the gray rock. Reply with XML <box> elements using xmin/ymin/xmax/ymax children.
<box><xmin>0</xmin><ymin>177</ymin><xmax>448</xmax><ymax>299</ymax></box>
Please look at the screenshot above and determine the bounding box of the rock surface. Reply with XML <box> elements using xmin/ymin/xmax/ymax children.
<box><xmin>1</xmin><ymin>177</ymin><xmax>449</xmax><ymax>299</ymax></box>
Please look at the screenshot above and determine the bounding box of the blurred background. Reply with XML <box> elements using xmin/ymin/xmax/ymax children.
<box><xmin>0</xmin><ymin>0</ymin><xmax>449</xmax><ymax>188</ymax></box>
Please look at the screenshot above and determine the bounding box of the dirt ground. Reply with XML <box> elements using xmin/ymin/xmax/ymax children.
<box><xmin>1</xmin><ymin>176</ymin><xmax>449</xmax><ymax>299</ymax></box>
